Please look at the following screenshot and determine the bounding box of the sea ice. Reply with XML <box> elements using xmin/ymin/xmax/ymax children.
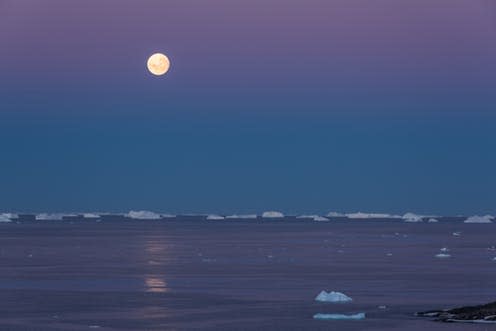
<box><xmin>428</xmin><ymin>218</ymin><xmax>439</xmax><ymax>223</ymax></box>
<box><xmin>1</xmin><ymin>213</ymin><xmax>18</xmax><ymax>220</ymax></box>
<box><xmin>440</xmin><ymin>247</ymin><xmax>449</xmax><ymax>252</ymax></box>
<box><xmin>83</xmin><ymin>213</ymin><xmax>100</xmax><ymax>219</ymax></box>
<box><xmin>452</xmin><ymin>231</ymin><xmax>462</xmax><ymax>237</ymax></box>
<box><xmin>126</xmin><ymin>210</ymin><xmax>161</xmax><ymax>220</ymax></box>
<box><xmin>464</xmin><ymin>215</ymin><xmax>493</xmax><ymax>223</ymax></box>
<box><xmin>327</xmin><ymin>211</ymin><xmax>344</xmax><ymax>217</ymax></box>
<box><xmin>313</xmin><ymin>313</ymin><xmax>365</xmax><ymax>320</ymax></box>
<box><xmin>315</xmin><ymin>290</ymin><xmax>353</xmax><ymax>303</ymax></box>
<box><xmin>206</xmin><ymin>214</ymin><xmax>224</xmax><ymax>220</ymax></box>
<box><xmin>297</xmin><ymin>215</ymin><xmax>329</xmax><ymax>221</ymax></box>
<box><xmin>0</xmin><ymin>215</ymin><xmax>12</xmax><ymax>223</ymax></box>
<box><xmin>435</xmin><ymin>253</ymin><xmax>451</xmax><ymax>258</ymax></box>
<box><xmin>262</xmin><ymin>211</ymin><xmax>284</xmax><ymax>218</ymax></box>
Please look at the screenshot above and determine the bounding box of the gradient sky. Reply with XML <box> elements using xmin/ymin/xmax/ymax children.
<box><xmin>1</xmin><ymin>0</ymin><xmax>495</xmax><ymax>214</ymax></box>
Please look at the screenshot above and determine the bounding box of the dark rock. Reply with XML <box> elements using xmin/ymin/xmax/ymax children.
<box><xmin>417</xmin><ymin>301</ymin><xmax>496</xmax><ymax>323</ymax></box>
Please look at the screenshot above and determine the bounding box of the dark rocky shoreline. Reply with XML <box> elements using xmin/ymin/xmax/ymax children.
<box><xmin>417</xmin><ymin>302</ymin><xmax>496</xmax><ymax>323</ymax></box>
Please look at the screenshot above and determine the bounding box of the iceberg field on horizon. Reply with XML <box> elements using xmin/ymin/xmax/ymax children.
<box><xmin>313</xmin><ymin>313</ymin><xmax>365</xmax><ymax>320</ymax></box>
<box><xmin>464</xmin><ymin>215</ymin><xmax>493</xmax><ymax>223</ymax></box>
<box><xmin>126</xmin><ymin>210</ymin><xmax>161</xmax><ymax>220</ymax></box>
<box><xmin>315</xmin><ymin>290</ymin><xmax>353</xmax><ymax>303</ymax></box>
<box><xmin>262</xmin><ymin>211</ymin><xmax>284</xmax><ymax>218</ymax></box>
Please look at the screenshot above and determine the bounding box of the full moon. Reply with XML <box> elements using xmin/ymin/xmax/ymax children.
<box><xmin>147</xmin><ymin>53</ymin><xmax>170</xmax><ymax>76</ymax></box>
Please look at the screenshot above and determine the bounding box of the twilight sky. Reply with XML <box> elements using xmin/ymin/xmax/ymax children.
<box><xmin>0</xmin><ymin>0</ymin><xmax>495</xmax><ymax>214</ymax></box>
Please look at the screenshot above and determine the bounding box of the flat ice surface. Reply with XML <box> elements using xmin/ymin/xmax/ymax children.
<box><xmin>315</xmin><ymin>290</ymin><xmax>353</xmax><ymax>302</ymax></box>
<box><xmin>0</xmin><ymin>218</ymin><xmax>495</xmax><ymax>330</ymax></box>
<box><xmin>313</xmin><ymin>312</ymin><xmax>365</xmax><ymax>320</ymax></box>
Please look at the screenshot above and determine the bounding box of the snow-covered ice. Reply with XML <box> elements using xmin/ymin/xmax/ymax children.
<box><xmin>262</xmin><ymin>211</ymin><xmax>284</xmax><ymax>218</ymax></box>
<box><xmin>464</xmin><ymin>215</ymin><xmax>493</xmax><ymax>223</ymax></box>
<box><xmin>313</xmin><ymin>313</ymin><xmax>365</xmax><ymax>320</ymax></box>
<box><xmin>206</xmin><ymin>214</ymin><xmax>225</xmax><ymax>220</ymax></box>
<box><xmin>126</xmin><ymin>210</ymin><xmax>161</xmax><ymax>220</ymax></box>
<box><xmin>315</xmin><ymin>290</ymin><xmax>353</xmax><ymax>303</ymax></box>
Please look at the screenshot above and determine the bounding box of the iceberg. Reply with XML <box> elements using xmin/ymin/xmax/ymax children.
<box><xmin>0</xmin><ymin>215</ymin><xmax>12</xmax><ymax>223</ymax></box>
<box><xmin>346</xmin><ymin>212</ymin><xmax>399</xmax><ymax>219</ymax></box>
<box><xmin>262</xmin><ymin>211</ymin><xmax>284</xmax><ymax>218</ymax></box>
<box><xmin>435</xmin><ymin>253</ymin><xmax>451</xmax><ymax>258</ymax></box>
<box><xmin>225</xmin><ymin>214</ymin><xmax>257</xmax><ymax>219</ymax></box>
<box><xmin>297</xmin><ymin>215</ymin><xmax>329</xmax><ymax>221</ymax></box>
<box><xmin>315</xmin><ymin>290</ymin><xmax>353</xmax><ymax>303</ymax></box>
<box><xmin>36</xmin><ymin>213</ymin><xmax>68</xmax><ymax>221</ymax></box>
<box><xmin>206</xmin><ymin>214</ymin><xmax>224</xmax><ymax>220</ymax></box>
<box><xmin>464</xmin><ymin>215</ymin><xmax>493</xmax><ymax>223</ymax></box>
<box><xmin>83</xmin><ymin>213</ymin><xmax>100</xmax><ymax>219</ymax></box>
<box><xmin>126</xmin><ymin>210</ymin><xmax>161</xmax><ymax>220</ymax></box>
<box><xmin>1</xmin><ymin>213</ymin><xmax>18</xmax><ymax>220</ymax></box>
<box><xmin>313</xmin><ymin>313</ymin><xmax>365</xmax><ymax>320</ymax></box>
<box><xmin>160</xmin><ymin>214</ymin><xmax>176</xmax><ymax>218</ymax></box>
<box><xmin>427</xmin><ymin>218</ymin><xmax>439</xmax><ymax>223</ymax></box>
<box><xmin>327</xmin><ymin>212</ymin><xmax>344</xmax><ymax>217</ymax></box>
<box><xmin>403</xmin><ymin>213</ymin><xmax>423</xmax><ymax>222</ymax></box>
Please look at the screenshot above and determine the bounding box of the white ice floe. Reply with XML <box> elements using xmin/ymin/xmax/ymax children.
<box><xmin>346</xmin><ymin>212</ymin><xmax>399</xmax><ymax>219</ymax></box>
<box><xmin>435</xmin><ymin>253</ymin><xmax>451</xmax><ymax>258</ymax></box>
<box><xmin>403</xmin><ymin>213</ymin><xmax>423</xmax><ymax>222</ymax></box>
<box><xmin>126</xmin><ymin>210</ymin><xmax>161</xmax><ymax>220</ymax></box>
<box><xmin>83</xmin><ymin>213</ymin><xmax>100</xmax><ymax>219</ymax></box>
<box><xmin>440</xmin><ymin>247</ymin><xmax>450</xmax><ymax>252</ymax></box>
<box><xmin>313</xmin><ymin>313</ymin><xmax>365</xmax><ymax>320</ymax></box>
<box><xmin>262</xmin><ymin>211</ymin><xmax>284</xmax><ymax>218</ymax></box>
<box><xmin>327</xmin><ymin>212</ymin><xmax>344</xmax><ymax>217</ymax></box>
<box><xmin>1</xmin><ymin>213</ymin><xmax>18</xmax><ymax>220</ymax></box>
<box><xmin>36</xmin><ymin>213</ymin><xmax>69</xmax><ymax>221</ymax></box>
<box><xmin>160</xmin><ymin>214</ymin><xmax>176</xmax><ymax>218</ymax></box>
<box><xmin>428</xmin><ymin>218</ymin><xmax>439</xmax><ymax>223</ymax></box>
<box><xmin>464</xmin><ymin>215</ymin><xmax>493</xmax><ymax>223</ymax></box>
<box><xmin>297</xmin><ymin>215</ymin><xmax>330</xmax><ymax>222</ymax></box>
<box><xmin>206</xmin><ymin>214</ymin><xmax>225</xmax><ymax>220</ymax></box>
<box><xmin>452</xmin><ymin>231</ymin><xmax>462</xmax><ymax>237</ymax></box>
<box><xmin>225</xmin><ymin>214</ymin><xmax>257</xmax><ymax>219</ymax></box>
<box><xmin>315</xmin><ymin>290</ymin><xmax>353</xmax><ymax>303</ymax></box>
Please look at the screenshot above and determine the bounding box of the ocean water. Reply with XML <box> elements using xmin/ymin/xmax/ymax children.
<box><xmin>0</xmin><ymin>217</ymin><xmax>495</xmax><ymax>330</ymax></box>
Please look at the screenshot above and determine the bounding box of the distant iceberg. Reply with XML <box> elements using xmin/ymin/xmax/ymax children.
<box><xmin>83</xmin><ymin>213</ymin><xmax>100</xmax><ymax>219</ymax></box>
<box><xmin>435</xmin><ymin>253</ymin><xmax>451</xmax><ymax>258</ymax></box>
<box><xmin>327</xmin><ymin>212</ymin><xmax>344</xmax><ymax>217</ymax></box>
<box><xmin>315</xmin><ymin>290</ymin><xmax>353</xmax><ymax>303</ymax></box>
<box><xmin>206</xmin><ymin>214</ymin><xmax>224</xmax><ymax>220</ymax></box>
<box><xmin>1</xmin><ymin>213</ymin><xmax>18</xmax><ymax>220</ymax></box>
<box><xmin>160</xmin><ymin>214</ymin><xmax>176</xmax><ymax>218</ymax></box>
<box><xmin>403</xmin><ymin>213</ymin><xmax>423</xmax><ymax>222</ymax></box>
<box><xmin>36</xmin><ymin>213</ymin><xmax>69</xmax><ymax>221</ymax></box>
<box><xmin>346</xmin><ymin>212</ymin><xmax>399</xmax><ymax>219</ymax></box>
<box><xmin>0</xmin><ymin>214</ymin><xmax>12</xmax><ymax>223</ymax></box>
<box><xmin>126</xmin><ymin>210</ymin><xmax>161</xmax><ymax>220</ymax></box>
<box><xmin>297</xmin><ymin>215</ymin><xmax>330</xmax><ymax>222</ymax></box>
<box><xmin>427</xmin><ymin>218</ymin><xmax>439</xmax><ymax>223</ymax></box>
<box><xmin>225</xmin><ymin>214</ymin><xmax>257</xmax><ymax>219</ymax></box>
<box><xmin>464</xmin><ymin>215</ymin><xmax>493</xmax><ymax>224</ymax></box>
<box><xmin>262</xmin><ymin>211</ymin><xmax>284</xmax><ymax>218</ymax></box>
<box><xmin>313</xmin><ymin>313</ymin><xmax>365</xmax><ymax>320</ymax></box>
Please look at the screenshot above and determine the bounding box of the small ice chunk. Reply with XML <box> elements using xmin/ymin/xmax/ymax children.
<box><xmin>262</xmin><ymin>211</ymin><xmax>284</xmax><ymax>218</ymax></box>
<box><xmin>452</xmin><ymin>231</ymin><xmax>462</xmax><ymax>237</ymax></box>
<box><xmin>435</xmin><ymin>253</ymin><xmax>451</xmax><ymax>258</ymax></box>
<box><xmin>464</xmin><ymin>215</ymin><xmax>493</xmax><ymax>223</ymax></box>
<box><xmin>440</xmin><ymin>247</ymin><xmax>449</xmax><ymax>252</ymax></box>
<box><xmin>206</xmin><ymin>214</ymin><xmax>224</xmax><ymax>220</ymax></box>
<box><xmin>36</xmin><ymin>213</ymin><xmax>66</xmax><ymax>221</ymax></box>
<box><xmin>378</xmin><ymin>305</ymin><xmax>387</xmax><ymax>309</ymax></box>
<box><xmin>428</xmin><ymin>218</ymin><xmax>439</xmax><ymax>223</ymax></box>
<box><xmin>160</xmin><ymin>214</ymin><xmax>176</xmax><ymax>218</ymax></box>
<box><xmin>313</xmin><ymin>313</ymin><xmax>365</xmax><ymax>320</ymax></box>
<box><xmin>315</xmin><ymin>290</ymin><xmax>353</xmax><ymax>303</ymax></box>
<box><xmin>297</xmin><ymin>215</ymin><xmax>329</xmax><ymax>221</ymax></box>
<box><xmin>126</xmin><ymin>210</ymin><xmax>161</xmax><ymax>220</ymax></box>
